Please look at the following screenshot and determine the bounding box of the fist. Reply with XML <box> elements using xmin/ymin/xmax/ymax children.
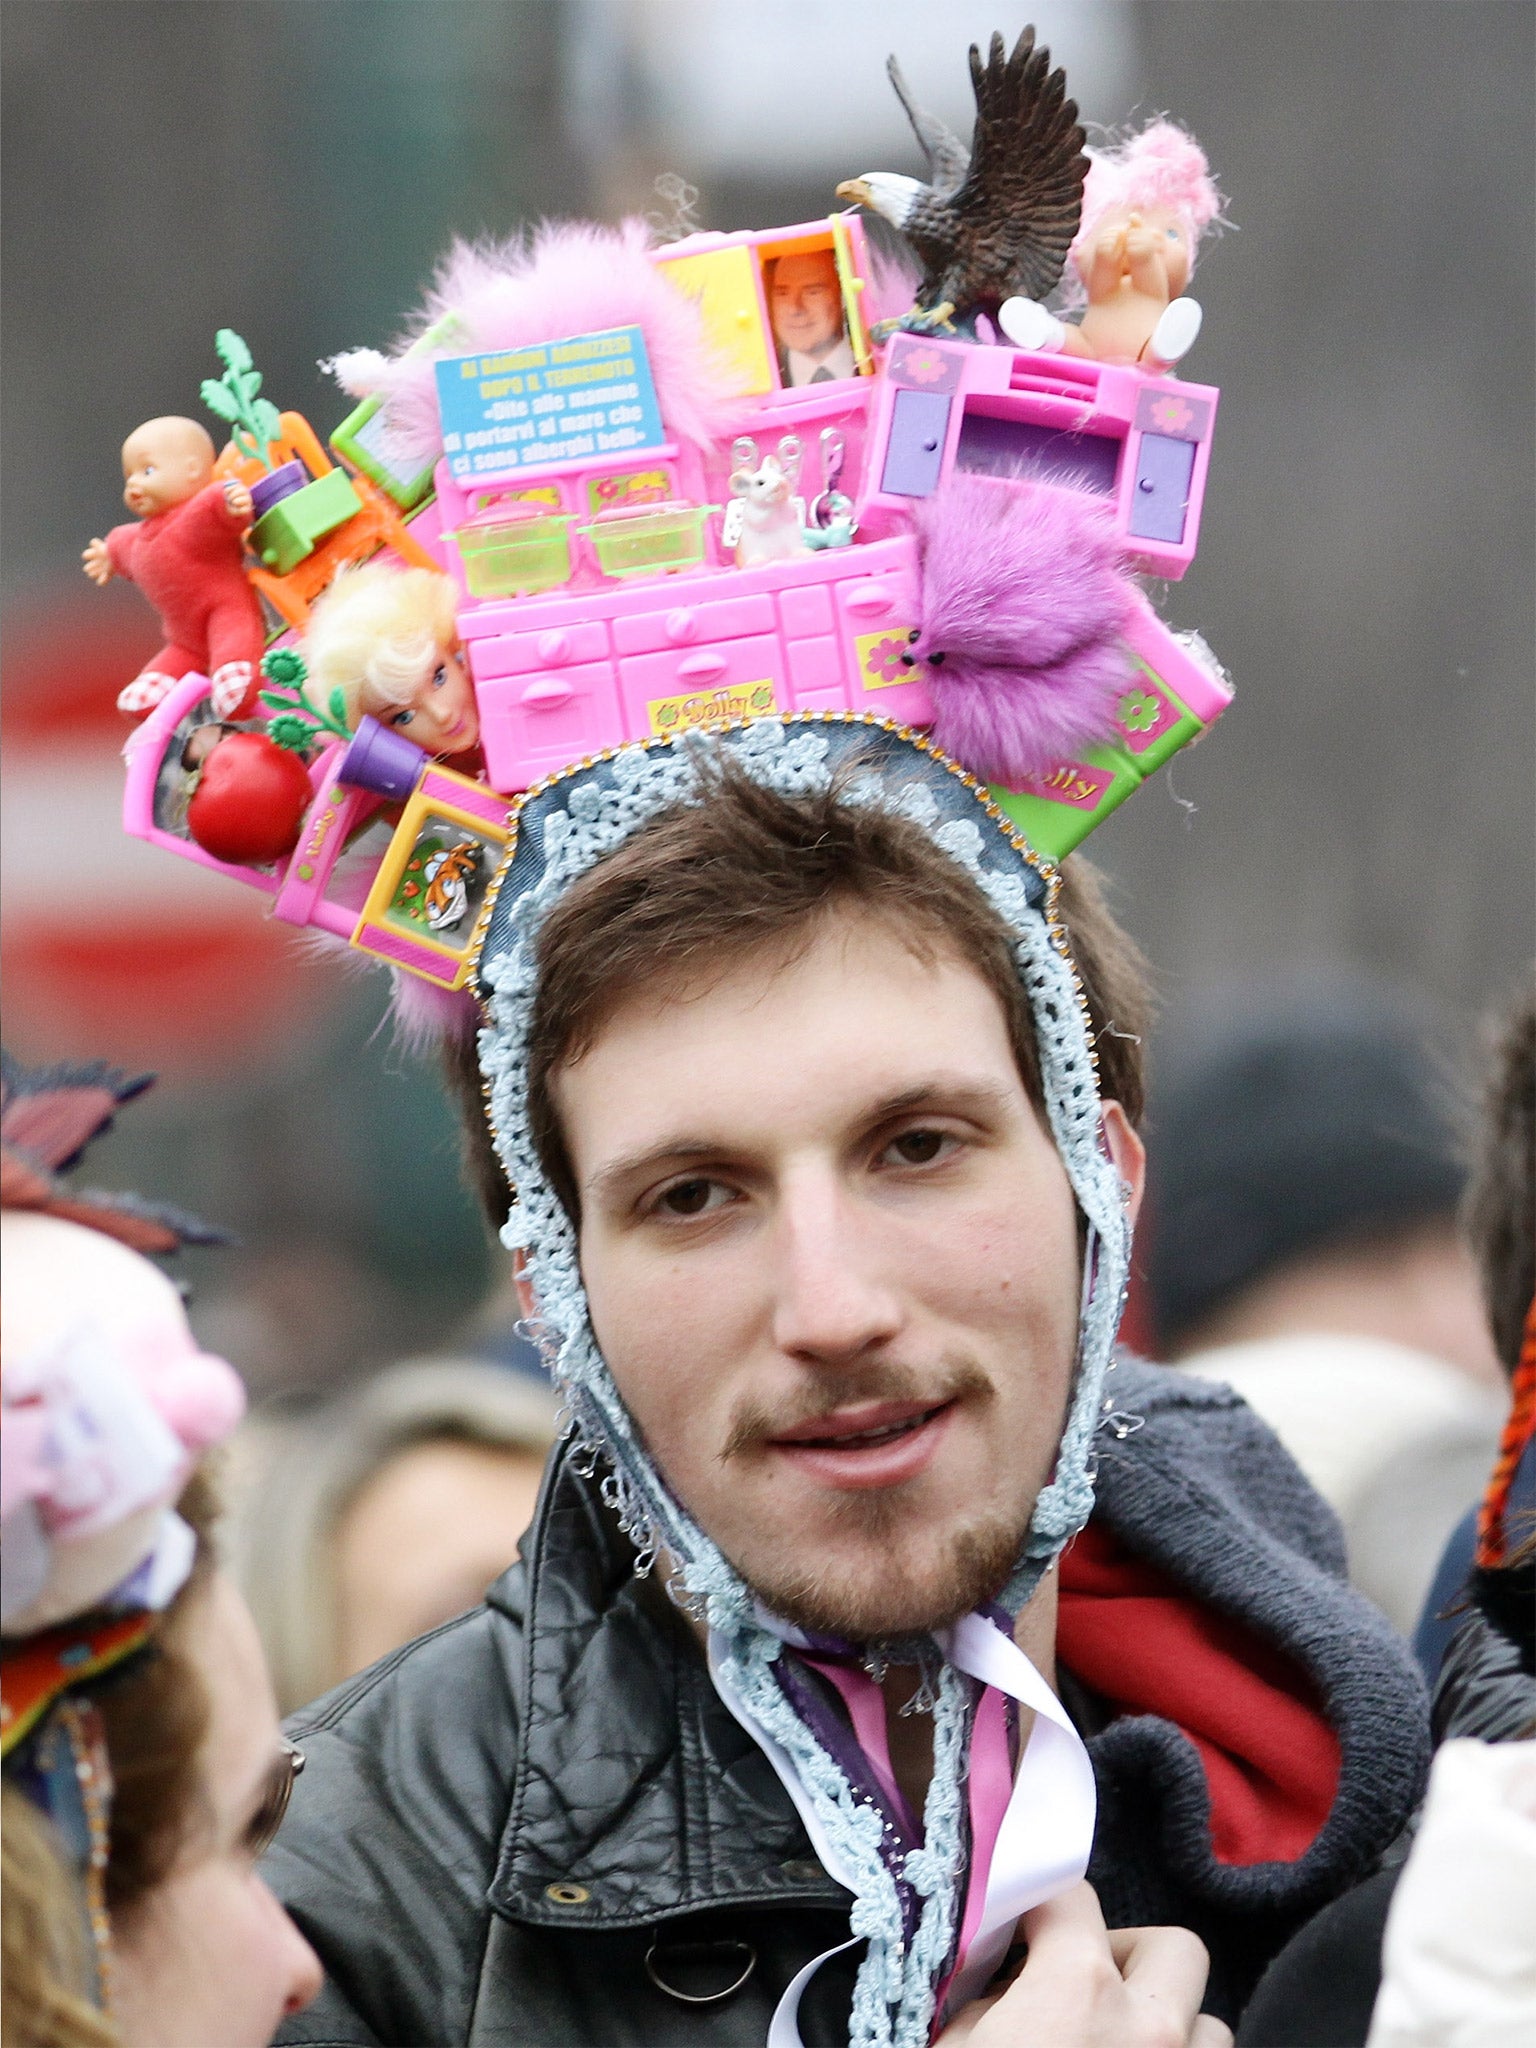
<box><xmin>82</xmin><ymin>537</ymin><xmax>113</xmax><ymax>586</ymax></box>
<box><xmin>222</xmin><ymin>478</ymin><xmax>255</xmax><ymax>523</ymax></box>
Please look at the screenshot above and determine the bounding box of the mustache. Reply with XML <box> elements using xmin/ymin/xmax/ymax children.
<box><xmin>718</xmin><ymin>1356</ymin><xmax>993</xmax><ymax>1463</ymax></box>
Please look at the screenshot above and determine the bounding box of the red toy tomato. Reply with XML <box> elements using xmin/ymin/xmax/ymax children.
<box><xmin>187</xmin><ymin>732</ymin><xmax>313</xmax><ymax>865</ymax></box>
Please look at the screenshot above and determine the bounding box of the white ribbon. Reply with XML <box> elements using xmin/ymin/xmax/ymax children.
<box><xmin>707</xmin><ymin>1613</ymin><xmax>1096</xmax><ymax>2046</ymax></box>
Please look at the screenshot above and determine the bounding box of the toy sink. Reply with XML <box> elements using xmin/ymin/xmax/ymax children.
<box><xmin>580</xmin><ymin>501</ymin><xmax>714</xmax><ymax>580</ymax></box>
<box><xmin>250</xmin><ymin>467</ymin><xmax>363</xmax><ymax>576</ymax></box>
<box><xmin>453</xmin><ymin>502</ymin><xmax>574</xmax><ymax>598</ymax></box>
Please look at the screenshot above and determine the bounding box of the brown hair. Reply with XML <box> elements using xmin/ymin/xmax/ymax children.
<box><xmin>446</xmin><ymin>761</ymin><xmax>1151</xmax><ymax>1226</ymax></box>
<box><xmin>0</xmin><ymin>1469</ymin><xmax>219</xmax><ymax>2048</ymax></box>
<box><xmin>1463</xmin><ymin>968</ymin><xmax>1536</xmax><ymax>1376</ymax></box>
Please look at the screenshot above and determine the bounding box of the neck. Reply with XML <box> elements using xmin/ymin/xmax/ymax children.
<box><xmin>662</xmin><ymin>1552</ymin><xmax>1061</xmax><ymax>1822</ymax></box>
<box><xmin>879</xmin><ymin>1571</ymin><xmax>1058</xmax><ymax>1821</ymax></box>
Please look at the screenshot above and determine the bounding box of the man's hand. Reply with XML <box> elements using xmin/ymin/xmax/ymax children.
<box><xmin>82</xmin><ymin>536</ymin><xmax>113</xmax><ymax>585</ymax></box>
<box><xmin>937</xmin><ymin>1882</ymin><xmax>1233</xmax><ymax>2048</ymax></box>
<box><xmin>222</xmin><ymin>478</ymin><xmax>255</xmax><ymax>523</ymax></box>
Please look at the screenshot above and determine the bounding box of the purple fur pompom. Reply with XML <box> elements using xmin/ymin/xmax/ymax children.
<box><xmin>911</xmin><ymin>474</ymin><xmax>1136</xmax><ymax>786</ymax></box>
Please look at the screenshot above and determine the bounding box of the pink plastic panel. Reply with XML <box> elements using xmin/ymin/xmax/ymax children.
<box><xmin>618</xmin><ymin>632</ymin><xmax>787</xmax><ymax>740</ymax></box>
<box><xmin>121</xmin><ymin>672</ymin><xmax>285</xmax><ymax>896</ymax></box>
<box><xmin>1120</xmin><ymin>598</ymin><xmax>1232</xmax><ymax>723</ymax></box>
<box><xmin>612</xmin><ymin>591</ymin><xmax>777</xmax><ymax>657</ymax></box>
<box><xmin>418</xmin><ymin>767</ymin><xmax>512</xmax><ymax>826</ymax></box>
<box><xmin>477</xmin><ymin>658</ymin><xmax>624</xmax><ymax>790</ymax></box>
<box><xmin>270</xmin><ymin>779</ymin><xmax>380</xmax><ymax>931</ymax></box>
<box><xmin>466</xmin><ymin>619</ymin><xmax>611</xmax><ymax>681</ymax></box>
<box><xmin>351</xmin><ymin>921</ymin><xmax>462</xmax><ymax>987</ymax></box>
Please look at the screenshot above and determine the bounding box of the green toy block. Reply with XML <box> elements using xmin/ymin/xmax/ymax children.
<box><xmin>330</xmin><ymin>391</ymin><xmax>437</xmax><ymax>511</ymax></box>
<box><xmin>250</xmin><ymin>469</ymin><xmax>363</xmax><ymax>576</ymax></box>
<box><xmin>989</xmin><ymin>740</ymin><xmax>1144</xmax><ymax>865</ymax></box>
<box><xmin>1113</xmin><ymin>659</ymin><xmax>1204</xmax><ymax>774</ymax></box>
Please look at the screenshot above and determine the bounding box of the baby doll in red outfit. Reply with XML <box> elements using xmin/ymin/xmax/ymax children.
<box><xmin>82</xmin><ymin>417</ymin><xmax>265</xmax><ymax>719</ymax></box>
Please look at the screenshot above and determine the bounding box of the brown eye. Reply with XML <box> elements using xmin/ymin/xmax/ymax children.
<box><xmin>662</xmin><ymin>1179</ymin><xmax>715</xmax><ymax>1216</ymax></box>
<box><xmin>891</xmin><ymin>1129</ymin><xmax>945</xmax><ymax>1165</ymax></box>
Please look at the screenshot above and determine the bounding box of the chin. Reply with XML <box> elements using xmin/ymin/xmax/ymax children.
<box><xmin>735</xmin><ymin>1509</ymin><xmax>1025</xmax><ymax>1644</ymax></box>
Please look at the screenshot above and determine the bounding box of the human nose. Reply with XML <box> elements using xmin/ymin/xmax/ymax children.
<box><xmin>259</xmin><ymin>1878</ymin><xmax>324</xmax><ymax>2016</ymax></box>
<box><xmin>770</xmin><ymin>1171</ymin><xmax>903</xmax><ymax>1364</ymax></box>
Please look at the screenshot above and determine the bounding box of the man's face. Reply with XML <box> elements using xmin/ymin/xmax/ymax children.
<box><xmin>555</xmin><ymin>909</ymin><xmax>1086</xmax><ymax>1639</ymax></box>
<box><xmin>768</xmin><ymin>251</ymin><xmax>845</xmax><ymax>359</ymax></box>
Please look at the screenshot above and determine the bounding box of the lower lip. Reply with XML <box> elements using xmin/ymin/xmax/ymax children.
<box><xmin>443</xmin><ymin>718</ymin><xmax>465</xmax><ymax>741</ymax></box>
<box><xmin>769</xmin><ymin>1402</ymin><xmax>956</xmax><ymax>1491</ymax></box>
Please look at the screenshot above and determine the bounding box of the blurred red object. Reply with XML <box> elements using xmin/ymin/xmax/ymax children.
<box><xmin>1</xmin><ymin>588</ymin><xmax>346</xmax><ymax>1075</ymax></box>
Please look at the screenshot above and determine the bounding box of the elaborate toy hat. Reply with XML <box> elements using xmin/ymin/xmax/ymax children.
<box><xmin>98</xmin><ymin>24</ymin><xmax>1233</xmax><ymax>2037</ymax></box>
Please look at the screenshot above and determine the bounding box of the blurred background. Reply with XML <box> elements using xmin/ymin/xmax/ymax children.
<box><xmin>4</xmin><ymin>3</ymin><xmax>1532</xmax><ymax>1675</ymax></box>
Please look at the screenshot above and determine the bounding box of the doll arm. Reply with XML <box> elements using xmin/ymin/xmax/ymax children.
<box><xmin>1082</xmin><ymin>222</ymin><xmax>1130</xmax><ymax>306</ymax></box>
<box><xmin>98</xmin><ymin>522</ymin><xmax>140</xmax><ymax>583</ymax></box>
<box><xmin>182</xmin><ymin>480</ymin><xmax>254</xmax><ymax>553</ymax></box>
<box><xmin>1122</xmin><ymin>220</ymin><xmax>1172</xmax><ymax>301</ymax></box>
<box><xmin>82</xmin><ymin>535</ymin><xmax>115</xmax><ymax>586</ymax></box>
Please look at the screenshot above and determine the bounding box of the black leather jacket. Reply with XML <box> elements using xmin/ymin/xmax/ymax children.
<box><xmin>269</xmin><ymin>1363</ymin><xmax>1429</xmax><ymax>2046</ymax></box>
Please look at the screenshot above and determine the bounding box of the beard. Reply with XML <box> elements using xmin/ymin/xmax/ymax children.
<box><xmin>739</xmin><ymin>1501</ymin><xmax>1029</xmax><ymax>1642</ymax></box>
<box><xmin>711</xmin><ymin>1354</ymin><xmax>1033</xmax><ymax>1641</ymax></box>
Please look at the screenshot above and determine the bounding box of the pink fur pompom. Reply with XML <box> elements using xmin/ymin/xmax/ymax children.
<box><xmin>911</xmin><ymin>474</ymin><xmax>1136</xmax><ymax>787</ymax></box>
<box><xmin>324</xmin><ymin>219</ymin><xmax>738</xmax><ymax>472</ymax></box>
<box><xmin>387</xmin><ymin>974</ymin><xmax>481</xmax><ymax>1056</ymax></box>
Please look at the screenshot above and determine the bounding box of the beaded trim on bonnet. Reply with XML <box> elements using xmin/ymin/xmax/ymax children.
<box><xmin>474</xmin><ymin>711</ymin><xmax>1132</xmax><ymax>2047</ymax></box>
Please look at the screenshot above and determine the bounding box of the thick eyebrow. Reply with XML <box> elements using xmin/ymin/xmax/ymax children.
<box><xmin>583</xmin><ymin>1075</ymin><xmax>1017</xmax><ymax>1208</ymax></box>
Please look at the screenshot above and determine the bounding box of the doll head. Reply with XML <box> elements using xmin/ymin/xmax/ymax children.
<box><xmin>1068</xmin><ymin>120</ymin><xmax>1223</xmax><ymax>298</ymax></box>
<box><xmin>121</xmin><ymin>417</ymin><xmax>218</xmax><ymax>519</ymax></box>
<box><xmin>303</xmin><ymin>563</ymin><xmax>478</xmax><ymax>757</ymax></box>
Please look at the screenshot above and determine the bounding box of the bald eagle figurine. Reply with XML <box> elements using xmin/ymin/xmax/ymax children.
<box><xmin>837</xmin><ymin>27</ymin><xmax>1087</xmax><ymax>335</ymax></box>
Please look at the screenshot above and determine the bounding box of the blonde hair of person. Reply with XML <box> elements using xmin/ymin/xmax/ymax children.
<box><xmin>302</xmin><ymin>563</ymin><xmax>459</xmax><ymax>729</ymax></box>
<box><xmin>1</xmin><ymin>1790</ymin><xmax>116</xmax><ymax>2048</ymax></box>
<box><xmin>225</xmin><ymin>1359</ymin><xmax>560</xmax><ymax>1716</ymax></box>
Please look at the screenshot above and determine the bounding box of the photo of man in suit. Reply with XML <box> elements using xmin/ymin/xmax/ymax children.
<box><xmin>764</xmin><ymin>248</ymin><xmax>856</xmax><ymax>386</ymax></box>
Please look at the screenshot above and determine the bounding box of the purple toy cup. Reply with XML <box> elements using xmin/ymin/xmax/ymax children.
<box><xmin>250</xmin><ymin>460</ymin><xmax>308</xmax><ymax>519</ymax></box>
<box><xmin>336</xmin><ymin>716</ymin><xmax>429</xmax><ymax>800</ymax></box>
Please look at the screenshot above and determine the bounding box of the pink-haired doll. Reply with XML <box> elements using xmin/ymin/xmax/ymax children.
<box><xmin>999</xmin><ymin>120</ymin><xmax>1224</xmax><ymax>371</ymax></box>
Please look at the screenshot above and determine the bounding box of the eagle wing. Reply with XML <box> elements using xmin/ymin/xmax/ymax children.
<box><xmin>885</xmin><ymin>52</ymin><xmax>970</xmax><ymax>200</ymax></box>
<box><xmin>948</xmin><ymin>27</ymin><xmax>1087</xmax><ymax>306</ymax></box>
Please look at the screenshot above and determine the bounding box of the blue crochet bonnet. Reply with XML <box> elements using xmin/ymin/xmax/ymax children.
<box><xmin>473</xmin><ymin>711</ymin><xmax>1132</xmax><ymax>2047</ymax></box>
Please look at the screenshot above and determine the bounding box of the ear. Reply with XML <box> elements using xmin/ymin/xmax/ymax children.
<box><xmin>729</xmin><ymin>468</ymin><xmax>750</xmax><ymax>493</ymax></box>
<box><xmin>513</xmin><ymin>1248</ymin><xmax>537</xmax><ymax>1321</ymax></box>
<box><xmin>1099</xmin><ymin>1101</ymin><xmax>1146</xmax><ymax>1227</ymax></box>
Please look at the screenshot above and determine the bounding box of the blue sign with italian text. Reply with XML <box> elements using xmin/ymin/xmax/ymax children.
<box><xmin>435</xmin><ymin>325</ymin><xmax>665</xmax><ymax>482</ymax></box>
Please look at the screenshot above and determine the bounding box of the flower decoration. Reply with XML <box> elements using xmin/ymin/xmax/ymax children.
<box><xmin>1117</xmin><ymin>685</ymin><xmax>1163</xmax><ymax>734</ymax></box>
<box><xmin>258</xmin><ymin>647</ymin><xmax>350</xmax><ymax>754</ymax></box>
<box><xmin>864</xmin><ymin>634</ymin><xmax>913</xmax><ymax>684</ymax></box>
<box><xmin>903</xmin><ymin>347</ymin><xmax>948</xmax><ymax>386</ymax></box>
<box><xmin>1150</xmin><ymin>395</ymin><xmax>1194</xmax><ymax>436</ymax></box>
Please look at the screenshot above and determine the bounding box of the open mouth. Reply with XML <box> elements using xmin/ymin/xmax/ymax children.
<box><xmin>768</xmin><ymin>1398</ymin><xmax>957</xmax><ymax>1490</ymax></box>
<box><xmin>790</xmin><ymin>1403</ymin><xmax>947</xmax><ymax>1450</ymax></box>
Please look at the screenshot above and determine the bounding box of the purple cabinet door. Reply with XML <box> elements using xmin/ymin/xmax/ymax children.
<box><xmin>1127</xmin><ymin>431</ymin><xmax>1197</xmax><ymax>542</ymax></box>
<box><xmin>881</xmin><ymin>390</ymin><xmax>951</xmax><ymax>498</ymax></box>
